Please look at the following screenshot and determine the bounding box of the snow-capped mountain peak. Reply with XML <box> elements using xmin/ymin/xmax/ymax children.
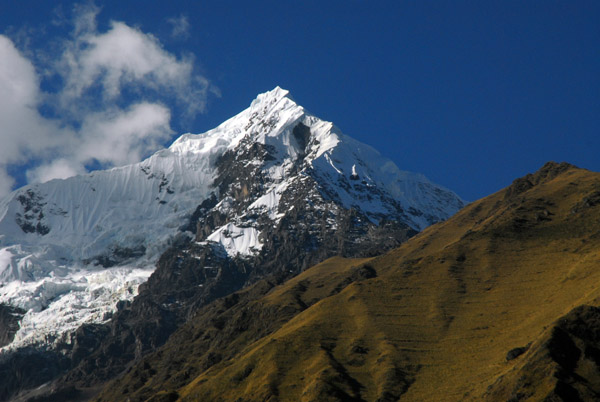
<box><xmin>0</xmin><ymin>87</ymin><xmax>464</xmax><ymax>352</ymax></box>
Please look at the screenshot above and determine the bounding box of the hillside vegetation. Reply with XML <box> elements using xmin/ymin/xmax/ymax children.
<box><xmin>97</xmin><ymin>162</ymin><xmax>600</xmax><ymax>401</ymax></box>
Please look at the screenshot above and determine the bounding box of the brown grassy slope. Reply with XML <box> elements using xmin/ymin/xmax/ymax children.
<box><xmin>100</xmin><ymin>161</ymin><xmax>600</xmax><ymax>401</ymax></box>
<box><xmin>95</xmin><ymin>256</ymin><xmax>375</xmax><ymax>402</ymax></box>
<box><xmin>483</xmin><ymin>304</ymin><xmax>600</xmax><ymax>401</ymax></box>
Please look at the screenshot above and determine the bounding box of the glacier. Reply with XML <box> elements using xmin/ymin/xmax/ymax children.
<box><xmin>0</xmin><ymin>86</ymin><xmax>464</xmax><ymax>352</ymax></box>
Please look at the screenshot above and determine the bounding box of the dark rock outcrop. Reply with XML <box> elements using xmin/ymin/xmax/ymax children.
<box><xmin>488</xmin><ymin>305</ymin><xmax>600</xmax><ymax>401</ymax></box>
<box><xmin>0</xmin><ymin>304</ymin><xmax>25</xmax><ymax>348</ymax></box>
<box><xmin>506</xmin><ymin>344</ymin><xmax>529</xmax><ymax>361</ymax></box>
<box><xmin>504</xmin><ymin>161</ymin><xmax>575</xmax><ymax>200</ymax></box>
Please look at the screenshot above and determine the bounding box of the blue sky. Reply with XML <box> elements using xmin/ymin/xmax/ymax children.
<box><xmin>0</xmin><ymin>1</ymin><xmax>598</xmax><ymax>201</ymax></box>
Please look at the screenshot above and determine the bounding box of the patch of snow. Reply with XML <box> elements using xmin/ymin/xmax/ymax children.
<box><xmin>323</xmin><ymin>153</ymin><xmax>343</xmax><ymax>175</ymax></box>
<box><xmin>0</xmin><ymin>265</ymin><xmax>152</xmax><ymax>352</ymax></box>
<box><xmin>207</xmin><ymin>223</ymin><xmax>262</xmax><ymax>257</ymax></box>
<box><xmin>248</xmin><ymin>181</ymin><xmax>290</xmax><ymax>220</ymax></box>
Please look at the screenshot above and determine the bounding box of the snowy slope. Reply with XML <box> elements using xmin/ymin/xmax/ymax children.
<box><xmin>0</xmin><ymin>121</ymin><xmax>238</xmax><ymax>349</ymax></box>
<box><xmin>0</xmin><ymin>86</ymin><xmax>464</xmax><ymax>351</ymax></box>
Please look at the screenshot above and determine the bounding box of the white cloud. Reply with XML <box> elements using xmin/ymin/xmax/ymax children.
<box><xmin>0</xmin><ymin>35</ymin><xmax>40</xmax><ymax>163</ymax></box>
<box><xmin>25</xmin><ymin>103</ymin><xmax>172</xmax><ymax>185</ymax></box>
<box><xmin>0</xmin><ymin>36</ymin><xmax>64</xmax><ymax>165</ymax></box>
<box><xmin>72</xmin><ymin>2</ymin><xmax>100</xmax><ymax>36</ymax></box>
<box><xmin>167</xmin><ymin>15</ymin><xmax>191</xmax><ymax>39</ymax></box>
<box><xmin>77</xmin><ymin>103</ymin><xmax>173</xmax><ymax>166</ymax></box>
<box><xmin>0</xmin><ymin>168</ymin><xmax>15</xmax><ymax>197</ymax></box>
<box><xmin>61</xmin><ymin>21</ymin><xmax>199</xmax><ymax>104</ymax></box>
<box><xmin>26</xmin><ymin>159</ymin><xmax>85</xmax><ymax>185</ymax></box>
<box><xmin>0</xmin><ymin>4</ymin><xmax>213</xmax><ymax>194</ymax></box>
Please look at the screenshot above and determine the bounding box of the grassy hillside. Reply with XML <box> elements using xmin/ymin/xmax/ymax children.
<box><xmin>97</xmin><ymin>162</ymin><xmax>600</xmax><ymax>401</ymax></box>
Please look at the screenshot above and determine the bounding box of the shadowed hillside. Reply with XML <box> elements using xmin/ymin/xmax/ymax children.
<box><xmin>96</xmin><ymin>161</ymin><xmax>600</xmax><ymax>401</ymax></box>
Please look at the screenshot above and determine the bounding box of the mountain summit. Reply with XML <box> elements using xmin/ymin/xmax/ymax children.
<box><xmin>170</xmin><ymin>86</ymin><xmax>462</xmax><ymax>231</ymax></box>
<box><xmin>0</xmin><ymin>87</ymin><xmax>463</xmax><ymax>377</ymax></box>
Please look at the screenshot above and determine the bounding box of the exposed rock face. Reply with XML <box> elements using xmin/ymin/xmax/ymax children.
<box><xmin>14</xmin><ymin>189</ymin><xmax>50</xmax><ymax>236</ymax></box>
<box><xmin>0</xmin><ymin>304</ymin><xmax>24</xmax><ymax>348</ymax></box>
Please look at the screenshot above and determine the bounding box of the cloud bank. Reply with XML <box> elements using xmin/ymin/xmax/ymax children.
<box><xmin>0</xmin><ymin>5</ymin><xmax>211</xmax><ymax>197</ymax></box>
